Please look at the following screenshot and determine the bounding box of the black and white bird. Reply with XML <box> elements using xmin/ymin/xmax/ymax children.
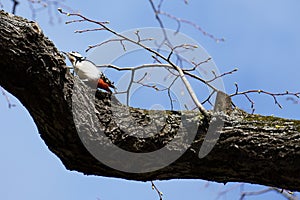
<box><xmin>64</xmin><ymin>51</ymin><xmax>115</xmax><ymax>93</ymax></box>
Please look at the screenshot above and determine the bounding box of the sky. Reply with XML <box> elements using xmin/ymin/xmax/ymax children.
<box><xmin>0</xmin><ymin>0</ymin><xmax>300</xmax><ymax>200</ymax></box>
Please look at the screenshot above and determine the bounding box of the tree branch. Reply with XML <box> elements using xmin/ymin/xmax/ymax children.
<box><xmin>0</xmin><ymin>10</ymin><xmax>300</xmax><ymax>192</ymax></box>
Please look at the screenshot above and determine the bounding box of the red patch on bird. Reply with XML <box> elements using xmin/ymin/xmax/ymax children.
<box><xmin>97</xmin><ymin>78</ymin><xmax>112</xmax><ymax>93</ymax></box>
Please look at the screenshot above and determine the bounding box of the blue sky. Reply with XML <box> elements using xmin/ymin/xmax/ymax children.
<box><xmin>1</xmin><ymin>0</ymin><xmax>299</xmax><ymax>199</ymax></box>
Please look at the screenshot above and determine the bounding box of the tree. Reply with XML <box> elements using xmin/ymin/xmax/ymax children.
<box><xmin>0</xmin><ymin>1</ymin><xmax>299</xmax><ymax>200</ymax></box>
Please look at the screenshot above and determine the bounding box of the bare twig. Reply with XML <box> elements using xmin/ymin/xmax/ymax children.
<box><xmin>133</xmin><ymin>73</ymin><xmax>160</xmax><ymax>91</ymax></box>
<box><xmin>1</xmin><ymin>86</ymin><xmax>16</xmax><ymax>108</ymax></box>
<box><xmin>158</xmin><ymin>11</ymin><xmax>225</xmax><ymax>42</ymax></box>
<box><xmin>148</xmin><ymin>0</ymin><xmax>185</xmax><ymax>65</ymax></box>
<box><xmin>166</xmin><ymin>76</ymin><xmax>179</xmax><ymax>110</ymax></box>
<box><xmin>134</xmin><ymin>30</ymin><xmax>154</xmax><ymax>43</ymax></box>
<box><xmin>231</xmin><ymin>83</ymin><xmax>300</xmax><ymax>113</ymax></box>
<box><xmin>240</xmin><ymin>187</ymin><xmax>297</xmax><ymax>200</ymax></box>
<box><xmin>148</xmin><ymin>0</ymin><xmax>223</xmax><ymax>42</ymax></box>
<box><xmin>164</xmin><ymin>43</ymin><xmax>198</xmax><ymax>60</ymax></box>
<box><xmin>201</xmin><ymin>90</ymin><xmax>216</xmax><ymax>106</ymax></box>
<box><xmin>207</xmin><ymin>68</ymin><xmax>238</xmax><ymax>83</ymax></box>
<box><xmin>11</xmin><ymin>0</ymin><xmax>19</xmax><ymax>14</ymax></box>
<box><xmin>74</xmin><ymin>28</ymin><xmax>106</xmax><ymax>33</ymax></box>
<box><xmin>28</xmin><ymin>0</ymin><xmax>73</xmax><ymax>23</ymax></box>
<box><xmin>184</xmin><ymin>57</ymin><xmax>212</xmax><ymax>71</ymax></box>
<box><xmin>148</xmin><ymin>0</ymin><xmax>169</xmax><ymax>43</ymax></box>
<box><xmin>66</xmin><ymin>19</ymin><xmax>89</xmax><ymax>24</ymax></box>
<box><xmin>98</xmin><ymin>63</ymin><xmax>171</xmax><ymax>71</ymax></box>
<box><xmin>216</xmin><ymin>184</ymin><xmax>243</xmax><ymax>200</ymax></box>
<box><xmin>151</xmin><ymin>181</ymin><xmax>163</xmax><ymax>200</ymax></box>
<box><xmin>183</xmin><ymin>71</ymin><xmax>219</xmax><ymax>93</ymax></box>
<box><xmin>87</xmin><ymin>38</ymin><xmax>127</xmax><ymax>52</ymax></box>
<box><xmin>99</xmin><ymin>63</ymin><xmax>179</xmax><ymax>109</ymax></box>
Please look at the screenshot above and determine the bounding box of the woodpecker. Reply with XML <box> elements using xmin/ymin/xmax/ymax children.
<box><xmin>64</xmin><ymin>51</ymin><xmax>116</xmax><ymax>93</ymax></box>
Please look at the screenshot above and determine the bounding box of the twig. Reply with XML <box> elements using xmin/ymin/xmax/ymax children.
<box><xmin>161</xmin><ymin>11</ymin><xmax>225</xmax><ymax>42</ymax></box>
<box><xmin>133</xmin><ymin>73</ymin><xmax>160</xmax><ymax>91</ymax></box>
<box><xmin>11</xmin><ymin>0</ymin><xmax>19</xmax><ymax>14</ymax></box>
<box><xmin>153</xmin><ymin>5</ymin><xmax>224</xmax><ymax>43</ymax></box>
<box><xmin>165</xmin><ymin>43</ymin><xmax>198</xmax><ymax>61</ymax></box>
<box><xmin>216</xmin><ymin>184</ymin><xmax>243</xmax><ymax>200</ymax></box>
<box><xmin>201</xmin><ymin>90</ymin><xmax>216</xmax><ymax>106</ymax></box>
<box><xmin>231</xmin><ymin>83</ymin><xmax>300</xmax><ymax>113</ymax></box>
<box><xmin>240</xmin><ymin>187</ymin><xmax>297</xmax><ymax>200</ymax></box>
<box><xmin>87</xmin><ymin>38</ymin><xmax>127</xmax><ymax>52</ymax></box>
<box><xmin>1</xmin><ymin>86</ymin><xmax>16</xmax><ymax>108</ymax></box>
<box><xmin>99</xmin><ymin>62</ymin><xmax>230</xmax><ymax>110</ymax></box>
<box><xmin>151</xmin><ymin>181</ymin><xmax>163</xmax><ymax>200</ymax></box>
<box><xmin>101</xmin><ymin>63</ymin><xmax>179</xmax><ymax>109</ymax></box>
<box><xmin>98</xmin><ymin>63</ymin><xmax>171</xmax><ymax>71</ymax></box>
<box><xmin>207</xmin><ymin>68</ymin><xmax>238</xmax><ymax>83</ymax></box>
<box><xmin>184</xmin><ymin>57</ymin><xmax>212</xmax><ymax>71</ymax></box>
<box><xmin>148</xmin><ymin>0</ymin><xmax>170</xmax><ymax>44</ymax></box>
<box><xmin>74</xmin><ymin>28</ymin><xmax>106</xmax><ymax>33</ymax></box>
<box><xmin>28</xmin><ymin>0</ymin><xmax>73</xmax><ymax>23</ymax></box>
<box><xmin>183</xmin><ymin>71</ymin><xmax>220</xmax><ymax>93</ymax></box>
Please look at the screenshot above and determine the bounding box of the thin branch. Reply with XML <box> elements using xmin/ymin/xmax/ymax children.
<box><xmin>272</xmin><ymin>188</ymin><xmax>297</xmax><ymax>200</ymax></box>
<box><xmin>158</xmin><ymin>10</ymin><xmax>225</xmax><ymax>42</ymax></box>
<box><xmin>148</xmin><ymin>0</ymin><xmax>181</xmax><ymax>64</ymax></box>
<box><xmin>201</xmin><ymin>90</ymin><xmax>216</xmax><ymax>106</ymax></box>
<box><xmin>135</xmin><ymin>69</ymin><xmax>180</xmax><ymax>110</ymax></box>
<box><xmin>166</xmin><ymin>75</ymin><xmax>179</xmax><ymax>110</ymax></box>
<box><xmin>207</xmin><ymin>68</ymin><xmax>238</xmax><ymax>83</ymax></box>
<box><xmin>183</xmin><ymin>71</ymin><xmax>220</xmax><ymax>93</ymax></box>
<box><xmin>216</xmin><ymin>184</ymin><xmax>243</xmax><ymax>200</ymax></box>
<box><xmin>151</xmin><ymin>181</ymin><xmax>163</xmax><ymax>200</ymax></box>
<box><xmin>87</xmin><ymin>38</ymin><xmax>127</xmax><ymax>52</ymax></box>
<box><xmin>133</xmin><ymin>73</ymin><xmax>160</xmax><ymax>91</ymax></box>
<box><xmin>99</xmin><ymin>63</ymin><xmax>221</xmax><ymax>103</ymax></box>
<box><xmin>29</xmin><ymin>0</ymin><xmax>73</xmax><ymax>23</ymax></box>
<box><xmin>101</xmin><ymin>63</ymin><xmax>179</xmax><ymax>109</ymax></box>
<box><xmin>184</xmin><ymin>57</ymin><xmax>212</xmax><ymax>71</ymax></box>
<box><xmin>148</xmin><ymin>0</ymin><xmax>169</xmax><ymax>43</ymax></box>
<box><xmin>65</xmin><ymin>19</ymin><xmax>87</xmax><ymax>24</ymax></box>
<box><xmin>74</xmin><ymin>28</ymin><xmax>106</xmax><ymax>33</ymax></box>
<box><xmin>11</xmin><ymin>0</ymin><xmax>19</xmax><ymax>14</ymax></box>
<box><xmin>97</xmin><ymin>63</ymin><xmax>172</xmax><ymax>71</ymax></box>
<box><xmin>134</xmin><ymin>30</ymin><xmax>154</xmax><ymax>43</ymax></box>
<box><xmin>231</xmin><ymin>83</ymin><xmax>300</xmax><ymax>113</ymax></box>
<box><xmin>1</xmin><ymin>86</ymin><xmax>16</xmax><ymax>108</ymax></box>
<box><xmin>240</xmin><ymin>187</ymin><xmax>297</xmax><ymax>200</ymax></box>
<box><xmin>165</xmin><ymin>43</ymin><xmax>198</xmax><ymax>61</ymax></box>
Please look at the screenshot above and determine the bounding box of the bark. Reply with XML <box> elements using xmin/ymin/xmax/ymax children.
<box><xmin>0</xmin><ymin>10</ymin><xmax>299</xmax><ymax>191</ymax></box>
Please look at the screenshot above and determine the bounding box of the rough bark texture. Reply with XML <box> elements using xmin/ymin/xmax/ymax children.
<box><xmin>0</xmin><ymin>11</ymin><xmax>299</xmax><ymax>191</ymax></box>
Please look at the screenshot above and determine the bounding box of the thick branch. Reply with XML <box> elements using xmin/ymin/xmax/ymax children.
<box><xmin>0</xmin><ymin>11</ymin><xmax>299</xmax><ymax>191</ymax></box>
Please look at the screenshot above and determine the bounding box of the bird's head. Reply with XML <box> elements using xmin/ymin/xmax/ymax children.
<box><xmin>63</xmin><ymin>51</ymin><xmax>86</xmax><ymax>66</ymax></box>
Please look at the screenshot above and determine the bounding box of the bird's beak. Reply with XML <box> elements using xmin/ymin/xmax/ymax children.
<box><xmin>61</xmin><ymin>51</ymin><xmax>71</xmax><ymax>61</ymax></box>
<box><xmin>61</xmin><ymin>51</ymin><xmax>68</xmax><ymax>56</ymax></box>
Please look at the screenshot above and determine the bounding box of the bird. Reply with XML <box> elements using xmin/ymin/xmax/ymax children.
<box><xmin>63</xmin><ymin>51</ymin><xmax>116</xmax><ymax>93</ymax></box>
